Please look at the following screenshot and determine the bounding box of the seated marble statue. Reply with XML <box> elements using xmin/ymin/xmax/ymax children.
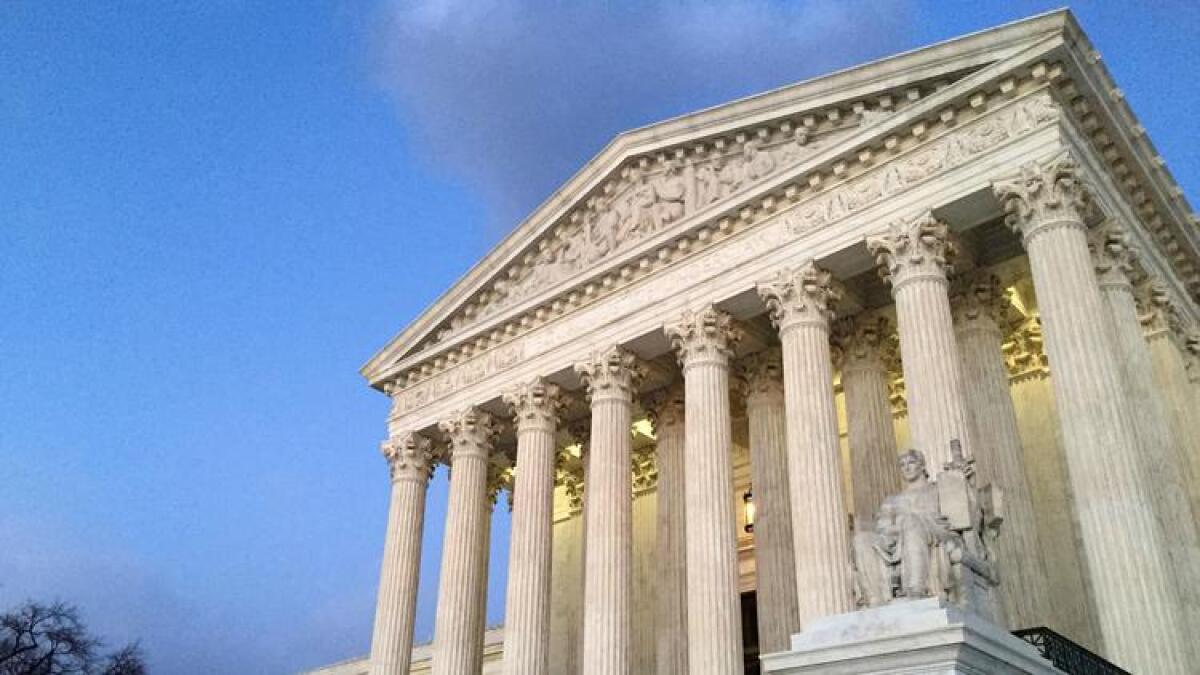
<box><xmin>852</xmin><ymin>442</ymin><xmax>1004</xmax><ymax>622</ymax></box>
<box><xmin>853</xmin><ymin>449</ymin><xmax>951</xmax><ymax>606</ymax></box>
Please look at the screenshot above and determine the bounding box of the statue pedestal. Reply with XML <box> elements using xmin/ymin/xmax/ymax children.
<box><xmin>760</xmin><ymin>598</ymin><xmax>1056</xmax><ymax>674</ymax></box>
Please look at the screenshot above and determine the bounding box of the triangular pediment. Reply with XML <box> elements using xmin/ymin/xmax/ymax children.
<box><xmin>363</xmin><ymin>9</ymin><xmax>1200</xmax><ymax>389</ymax></box>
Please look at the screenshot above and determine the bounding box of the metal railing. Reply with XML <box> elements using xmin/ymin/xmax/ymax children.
<box><xmin>1013</xmin><ymin>627</ymin><xmax>1131</xmax><ymax>675</ymax></box>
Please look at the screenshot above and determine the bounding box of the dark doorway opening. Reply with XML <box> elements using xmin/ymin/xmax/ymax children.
<box><xmin>741</xmin><ymin>591</ymin><xmax>760</xmax><ymax>675</ymax></box>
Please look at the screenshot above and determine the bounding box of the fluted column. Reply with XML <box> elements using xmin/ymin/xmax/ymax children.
<box><xmin>832</xmin><ymin>315</ymin><xmax>901</xmax><ymax>524</ymax></box>
<box><xmin>557</xmin><ymin>425</ymin><xmax>589</xmax><ymax>675</ymax></box>
<box><xmin>951</xmin><ymin>273</ymin><xmax>1050</xmax><ymax>629</ymax></box>
<box><xmin>867</xmin><ymin>211</ymin><xmax>974</xmax><ymax>470</ymax></box>
<box><xmin>1091</xmin><ymin>226</ymin><xmax>1200</xmax><ymax>653</ymax></box>
<box><xmin>479</xmin><ymin>464</ymin><xmax>502</xmax><ymax>642</ymax></box>
<box><xmin>737</xmin><ymin>349</ymin><xmax>801</xmax><ymax>654</ymax></box>
<box><xmin>502</xmin><ymin>378</ymin><xmax>564</xmax><ymax>675</ymax></box>
<box><xmin>574</xmin><ymin>347</ymin><xmax>643</xmax><ymax>675</ymax></box>
<box><xmin>758</xmin><ymin>262</ymin><xmax>854</xmax><ymax>627</ymax></box>
<box><xmin>665</xmin><ymin>306</ymin><xmax>744</xmax><ymax>673</ymax></box>
<box><xmin>432</xmin><ymin>408</ymin><xmax>498</xmax><ymax>675</ymax></box>
<box><xmin>992</xmin><ymin>152</ymin><xmax>1187</xmax><ymax>674</ymax></box>
<box><xmin>644</xmin><ymin>385</ymin><xmax>688</xmax><ymax>675</ymax></box>
<box><xmin>1187</xmin><ymin>334</ymin><xmax>1200</xmax><ymax>396</ymax></box>
<box><xmin>1142</xmin><ymin>286</ymin><xmax>1200</xmax><ymax>520</ymax></box>
<box><xmin>369</xmin><ymin>432</ymin><xmax>436</xmax><ymax>675</ymax></box>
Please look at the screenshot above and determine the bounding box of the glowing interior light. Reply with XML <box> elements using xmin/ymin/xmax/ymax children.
<box><xmin>743</xmin><ymin>487</ymin><xmax>755</xmax><ymax>534</ymax></box>
<box><xmin>631</xmin><ymin>418</ymin><xmax>655</xmax><ymax>439</ymax></box>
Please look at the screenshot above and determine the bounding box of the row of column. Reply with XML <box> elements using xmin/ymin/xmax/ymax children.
<box><xmin>991</xmin><ymin>152</ymin><xmax>1191</xmax><ymax>673</ymax></box>
<box><xmin>367</xmin><ymin>151</ymin><xmax>1200</xmax><ymax>675</ymax></box>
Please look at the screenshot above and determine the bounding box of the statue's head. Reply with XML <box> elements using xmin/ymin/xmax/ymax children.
<box><xmin>898</xmin><ymin>449</ymin><xmax>928</xmax><ymax>483</ymax></box>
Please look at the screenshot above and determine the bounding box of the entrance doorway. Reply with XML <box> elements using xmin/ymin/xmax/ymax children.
<box><xmin>741</xmin><ymin>591</ymin><xmax>760</xmax><ymax>675</ymax></box>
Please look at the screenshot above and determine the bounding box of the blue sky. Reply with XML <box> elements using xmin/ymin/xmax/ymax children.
<box><xmin>2</xmin><ymin>2</ymin><xmax>1196</xmax><ymax>673</ymax></box>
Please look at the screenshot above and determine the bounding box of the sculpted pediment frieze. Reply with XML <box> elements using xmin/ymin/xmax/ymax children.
<box><xmin>418</xmin><ymin>106</ymin><xmax>915</xmax><ymax>352</ymax></box>
<box><xmin>472</xmin><ymin>126</ymin><xmax>846</xmax><ymax>323</ymax></box>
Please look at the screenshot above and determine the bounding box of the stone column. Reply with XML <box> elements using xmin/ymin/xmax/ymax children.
<box><xmin>501</xmin><ymin>378</ymin><xmax>564</xmax><ymax>675</ymax></box>
<box><xmin>479</xmin><ymin>462</ymin><xmax>504</xmax><ymax>643</ymax></box>
<box><xmin>1004</xmin><ymin>315</ymin><xmax>1103</xmax><ymax>649</ymax></box>
<box><xmin>665</xmin><ymin>306</ymin><xmax>744</xmax><ymax>673</ymax></box>
<box><xmin>992</xmin><ymin>152</ymin><xmax>1187</xmax><ymax>674</ymax></box>
<box><xmin>644</xmin><ymin>385</ymin><xmax>688</xmax><ymax>675</ymax></box>
<box><xmin>574</xmin><ymin>346</ymin><xmax>643</xmax><ymax>675</ymax></box>
<box><xmin>737</xmin><ymin>348</ymin><xmax>802</xmax><ymax>654</ymax></box>
<box><xmin>630</xmin><ymin>446</ymin><xmax>658</xmax><ymax>674</ymax></box>
<box><xmin>832</xmin><ymin>315</ymin><xmax>901</xmax><ymax>524</ymax></box>
<box><xmin>369</xmin><ymin>432</ymin><xmax>436</xmax><ymax>675</ymax></box>
<box><xmin>557</xmin><ymin>426</ymin><xmax>588</xmax><ymax>675</ymax></box>
<box><xmin>432</xmin><ymin>408</ymin><xmax>498</xmax><ymax>675</ymax></box>
<box><xmin>951</xmin><ymin>273</ymin><xmax>1051</xmax><ymax>629</ymax></box>
<box><xmin>1187</xmin><ymin>334</ymin><xmax>1200</xmax><ymax>398</ymax></box>
<box><xmin>1140</xmin><ymin>284</ymin><xmax>1200</xmax><ymax>520</ymax></box>
<box><xmin>867</xmin><ymin>211</ymin><xmax>974</xmax><ymax>470</ymax></box>
<box><xmin>1091</xmin><ymin>226</ymin><xmax>1200</xmax><ymax>649</ymax></box>
<box><xmin>758</xmin><ymin>262</ymin><xmax>854</xmax><ymax>627</ymax></box>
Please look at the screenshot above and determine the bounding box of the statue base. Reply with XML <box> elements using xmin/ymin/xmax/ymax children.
<box><xmin>760</xmin><ymin>598</ymin><xmax>1056</xmax><ymax>674</ymax></box>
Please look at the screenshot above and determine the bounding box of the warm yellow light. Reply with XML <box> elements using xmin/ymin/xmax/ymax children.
<box><xmin>564</xmin><ymin>443</ymin><xmax>582</xmax><ymax>457</ymax></box>
<box><xmin>632</xmin><ymin>418</ymin><xmax>655</xmax><ymax>440</ymax></box>
<box><xmin>1006</xmin><ymin>286</ymin><xmax>1028</xmax><ymax>316</ymax></box>
<box><xmin>743</xmin><ymin>488</ymin><xmax>755</xmax><ymax>534</ymax></box>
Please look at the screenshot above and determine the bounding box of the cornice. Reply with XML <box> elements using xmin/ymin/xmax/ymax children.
<box><xmin>1050</xmin><ymin>26</ymin><xmax>1200</xmax><ymax>306</ymax></box>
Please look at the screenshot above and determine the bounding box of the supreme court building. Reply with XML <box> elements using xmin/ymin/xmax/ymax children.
<box><xmin>309</xmin><ymin>10</ymin><xmax>1200</xmax><ymax>675</ymax></box>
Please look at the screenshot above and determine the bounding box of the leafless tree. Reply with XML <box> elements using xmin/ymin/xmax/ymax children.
<box><xmin>0</xmin><ymin>601</ymin><xmax>145</xmax><ymax>675</ymax></box>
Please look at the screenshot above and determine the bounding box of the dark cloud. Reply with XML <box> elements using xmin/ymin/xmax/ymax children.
<box><xmin>372</xmin><ymin>0</ymin><xmax>917</xmax><ymax>233</ymax></box>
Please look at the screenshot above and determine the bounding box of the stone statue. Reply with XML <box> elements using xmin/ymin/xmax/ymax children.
<box><xmin>852</xmin><ymin>441</ymin><xmax>1005</xmax><ymax>623</ymax></box>
<box><xmin>852</xmin><ymin>448</ymin><xmax>948</xmax><ymax>606</ymax></box>
<box><xmin>939</xmin><ymin>441</ymin><xmax>1004</xmax><ymax>623</ymax></box>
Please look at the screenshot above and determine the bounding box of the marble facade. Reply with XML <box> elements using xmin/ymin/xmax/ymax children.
<box><xmin>310</xmin><ymin>10</ymin><xmax>1200</xmax><ymax>675</ymax></box>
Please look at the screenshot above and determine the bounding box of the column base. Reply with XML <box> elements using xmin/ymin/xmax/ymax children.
<box><xmin>760</xmin><ymin>599</ymin><xmax>1055</xmax><ymax>675</ymax></box>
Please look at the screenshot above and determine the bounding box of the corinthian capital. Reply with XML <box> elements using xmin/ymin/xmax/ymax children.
<box><xmin>951</xmin><ymin>273</ymin><xmax>1013</xmax><ymax>333</ymax></box>
<box><xmin>556</xmin><ymin>447</ymin><xmax>586</xmax><ymax>512</ymax></box>
<box><xmin>992</xmin><ymin>151</ymin><xmax>1096</xmax><ymax>243</ymax></box>
<box><xmin>486</xmin><ymin>451</ymin><xmax>514</xmax><ymax>508</ymax></box>
<box><xmin>631</xmin><ymin>445</ymin><xmax>658</xmax><ymax>494</ymax></box>
<box><xmin>503</xmin><ymin>377</ymin><xmax>564</xmax><ymax>433</ymax></box>
<box><xmin>1003</xmin><ymin>316</ymin><xmax>1049</xmax><ymax>381</ymax></box>
<box><xmin>736</xmin><ymin>347</ymin><xmax>785</xmax><ymax>402</ymax></box>
<box><xmin>866</xmin><ymin>210</ymin><xmax>955</xmax><ymax>289</ymax></box>
<box><xmin>757</xmin><ymin>260</ymin><xmax>841</xmax><ymax>332</ymax></box>
<box><xmin>643</xmin><ymin>383</ymin><xmax>685</xmax><ymax>434</ymax></box>
<box><xmin>832</xmin><ymin>314</ymin><xmax>893</xmax><ymax>373</ymax></box>
<box><xmin>1136</xmin><ymin>280</ymin><xmax>1183</xmax><ymax>339</ymax></box>
<box><xmin>664</xmin><ymin>305</ymin><xmax>743</xmax><ymax>368</ymax></box>
<box><xmin>381</xmin><ymin>431</ymin><xmax>436</xmax><ymax>483</ymax></box>
<box><xmin>1088</xmin><ymin>221</ymin><xmax>1138</xmax><ymax>290</ymax></box>
<box><xmin>574</xmin><ymin>345</ymin><xmax>644</xmax><ymax>403</ymax></box>
<box><xmin>1185</xmin><ymin>333</ymin><xmax>1200</xmax><ymax>385</ymax></box>
<box><xmin>438</xmin><ymin>407</ymin><xmax>500</xmax><ymax>462</ymax></box>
